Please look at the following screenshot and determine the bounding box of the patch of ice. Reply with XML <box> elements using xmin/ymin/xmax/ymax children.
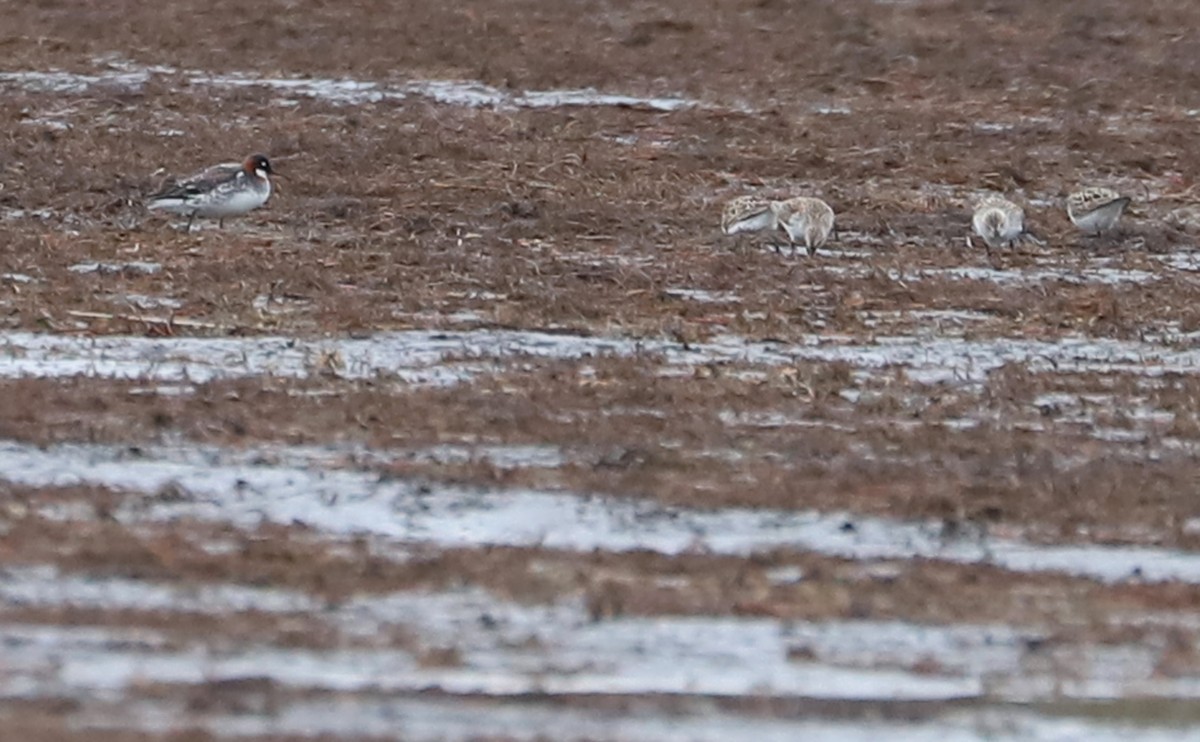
<box><xmin>68</xmin><ymin>261</ymin><xmax>162</xmax><ymax>276</ymax></box>
<box><xmin>888</xmin><ymin>309</ymin><xmax>993</xmax><ymax>323</ymax></box>
<box><xmin>914</xmin><ymin>265</ymin><xmax>1157</xmax><ymax>286</ymax></box>
<box><xmin>4</xmin><ymin>579</ymin><xmax>1200</xmax><ymax>708</ymax></box>
<box><xmin>401</xmin><ymin>79</ymin><xmax>504</xmax><ymax>106</ymax></box>
<box><xmin>765</xmin><ymin>565</ymin><xmax>806</xmax><ymax>584</ymax></box>
<box><xmin>1156</xmin><ymin>251</ymin><xmax>1200</xmax><ymax>272</ymax></box>
<box><xmin>515</xmin><ymin>89</ymin><xmax>695</xmax><ymax>111</ymax></box>
<box><xmin>20</xmin><ymin>117</ymin><xmax>70</xmax><ymax>131</ymax></box>
<box><xmin>0</xmin><ymin>69</ymin><xmax>154</xmax><ymax>94</ymax></box>
<box><xmin>64</xmin><ymin>696</ymin><xmax>1200</xmax><ymax>742</ymax></box>
<box><xmin>0</xmin><ymin>616</ymin><xmax>975</xmax><ymax>702</ymax></box>
<box><xmin>121</xmin><ymin>294</ymin><xmax>183</xmax><ymax>310</ymax></box>
<box><xmin>1030</xmin><ymin>392</ymin><xmax>1175</xmax><ymax>437</ymax></box>
<box><xmin>2</xmin><ymin>327</ymin><xmax>1200</xmax><ymax>389</ymax></box>
<box><xmin>0</xmin><ymin>565</ymin><xmax>315</xmax><ymax>615</ymax></box>
<box><xmin>2</xmin><ymin>440</ymin><xmax>1200</xmax><ymax>584</ymax></box>
<box><xmin>1</xmin><ymin>208</ymin><xmax>54</xmax><ymax>221</ymax></box>
<box><xmin>0</xmin><ymin>65</ymin><xmax>702</xmax><ymax>113</ymax></box>
<box><xmin>817</xmin><ymin>261</ymin><xmax>1160</xmax><ymax>287</ymax></box>
<box><xmin>663</xmin><ymin>288</ymin><xmax>741</xmax><ymax>303</ymax></box>
<box><xmin>396</xmin><ymin>443</ymin><xmax>567</xmax><ymax>469</ymax></box>
<box><xmin>717</xmin><ymin>410</ymin><xmax>857</xmax><ymax>431</ymax></box>
<box><xmin>602</xmin><ymin>133</ymin><xmax>640</xmax><ymax>146</ymax></box>
<box><xmin>126</xmin><ymin>384</ymin><xmax>196</xmax><ymax>397</ymax></box>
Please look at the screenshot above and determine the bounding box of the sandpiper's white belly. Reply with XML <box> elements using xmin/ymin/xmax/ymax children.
<box><xmin>1071</xmin><ymin>201</ymin><xmax>1125</xmax><ymax>233</ymax></box>
<box><xmin>723</xmin><ymin>210</ymin><xmax>776</xmax><ymax>235</ymax></box>
<box><xmin>777</xmin><ymin>213</ymin><xmax>810</xmax><ymax>243</ymax></box>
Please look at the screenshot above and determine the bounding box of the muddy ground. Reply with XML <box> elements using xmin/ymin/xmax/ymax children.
<box><xmin>5</xmin><ymin>0</ymin><xmax>1200</xmax><ymax>739</ymax></box>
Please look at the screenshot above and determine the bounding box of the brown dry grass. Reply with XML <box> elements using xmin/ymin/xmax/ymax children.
<box><xmin>5</xmin><ymin>1</ymin><xmax>1200</xmax><ymax>732</ymax></box>
<box><xmin>0</xmin><ymin>359</ymin><xmax>1197</xmax><ymax>545</ymax></box>
<box><xmin>8</xmin><ymin>484</ymin><xmax>1200</xmax><ymax>644</ymax></box>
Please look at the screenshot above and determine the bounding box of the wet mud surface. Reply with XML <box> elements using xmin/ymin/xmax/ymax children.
<box><xmin>5</xmin><ymin>0</ymin><xmax>1200</xmax><ymax>739</ymax></box>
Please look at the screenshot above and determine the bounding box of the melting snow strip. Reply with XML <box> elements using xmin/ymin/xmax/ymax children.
<box><xmin>2</xmin><ymin>439</ymin><xmax>1199</xmax><ymax>584</ymax></box>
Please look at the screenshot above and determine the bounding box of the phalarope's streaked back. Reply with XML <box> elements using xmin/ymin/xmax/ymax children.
<box><xmin>148</xmin><ymin>153</ymin><xmax>276</xmax><ymax>231</ymax></box>
<box><xmin>770</xmin><ymin>196</ymin><xmax>835</xmax><ymax>257</ymax></box>
<box><xmin>971</xmin><ymin>195</ymin><xmax>1025</xmax><ymax>252</ymax></box>
<box><xmin>1066</xmin><ymin>187</ymin><xmax>1130</xmax><ymax>234</ymax></box>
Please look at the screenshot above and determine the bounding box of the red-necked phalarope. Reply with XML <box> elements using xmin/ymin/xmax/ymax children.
<box><xmin>148</xmin><ymin>154</ymin><xmax>276</xmax><ymax>231</ymax></box>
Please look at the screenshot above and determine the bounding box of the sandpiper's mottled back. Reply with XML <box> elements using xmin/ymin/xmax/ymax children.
<box><xmin>721</xmin><ymin>195</ymin><xmax>776</xmax><ymax>236</ymax></box>
<box><xmin>1066</xmin><ymin>187</ymin><xmax>1129</xmax><ymax>234</ymax></box>
<box><xmin>770</xmin><ymin>197</ymin><xmax>835</xmax><ymax>257</ymax></box>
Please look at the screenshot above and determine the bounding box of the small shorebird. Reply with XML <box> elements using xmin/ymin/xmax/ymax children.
<box><xmin>148</xmin><ymin>153</ymin><xmax>277</xmax><ymax>231</ymax></box>
<box><xmin>770</xmin><ymin>196</ymin><xmax>835</xmax><ymax>256</ymax></box>
<box><xmin>720</xmin><ymin>195</ymin><xmax>777</xmax><ymax>252</ymax></box>
<box><xmin>721</xmin><ymin>195</ymin><xmax>776</xmax><ymax>234</ymax></box>
<box><xmin>1066</xmin><ymin>187</ymin><xmax>1130</xmax><ymax>234</ymax></box>
<box><xmin>971</xmin><ymin>196</ymin><xmax>1025</xmax><ymax>252</ymax></box>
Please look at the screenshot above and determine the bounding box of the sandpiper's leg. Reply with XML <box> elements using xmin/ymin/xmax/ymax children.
<box><xmin>219</xmin><ymin>218</ymin><xmax>225</xmax><ymax>229</ymax></box>
<box><xmin>185</xmin><ymin>213</ymin><xmax>195</xmax><ymax>232</ymax></box>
